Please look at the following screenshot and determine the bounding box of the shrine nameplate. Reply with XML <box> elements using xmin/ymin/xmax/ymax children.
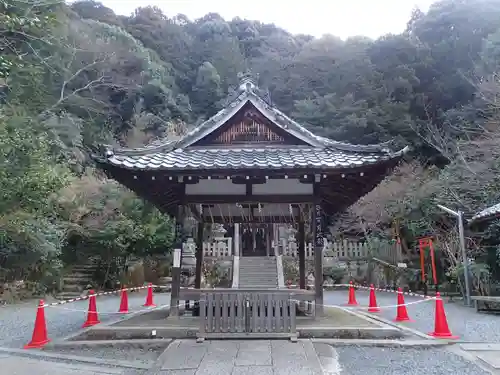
<box><xmin>314</xmin><ymin>204</ymin><xmax>324</xmax><ymax>247</ymax></box>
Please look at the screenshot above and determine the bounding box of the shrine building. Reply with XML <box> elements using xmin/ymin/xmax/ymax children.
<box><xmin>93</xmin><ymin>72</ymin><xmax>408</xmax><ymax>335</ymax></box>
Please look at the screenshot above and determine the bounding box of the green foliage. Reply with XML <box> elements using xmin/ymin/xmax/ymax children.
<box><xmin>0</xmin><ymin>109</ymin><xmax>70</xmax><ymax>288</ymax></box>
<box><xmin>3</xmin><ymin>0</ymin><xmax>500</xmax><ymax>295</ymax></box>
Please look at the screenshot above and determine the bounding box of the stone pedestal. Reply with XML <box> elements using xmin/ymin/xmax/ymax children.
<box><xmin>181</xmin><ymin>238</ymin><xmax>196</xmax><ymax>282</ymax></box>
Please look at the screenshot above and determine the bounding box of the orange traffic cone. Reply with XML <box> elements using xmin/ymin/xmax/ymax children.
<box><xmin>368</xmin><ymin>284</ymin><xmax>380</xmax><ymax>312</ymax></box>
<box><xmin>143</xmin><ymin>283</ymin><xmax>156</xmax><ymax>307</ymax></box>
<box><xmin>82</xmin><ymin>290</ymin><xmax>100</xmax><ymax>328</ymax></box>
<box><xmin>346</xmin><ymin>281</ymin><xmax>358</xmax><ymax>306</ymax></box>
<box><xmin>393</xmin><ymin>288</ymin><xmax>413</xmax><ymax>322</ymax></box>
<box><xmin>118</xmin><ymin>287</ymin><xmax>129</xmax><ymax>313</ymax></box>
<box><xmin>24</xmin><ymin>300</ymin><xmax>50</xmax><ymax>349</ymax></box>
<box><xmin>428</xmin><ymin>292</ymin><xmax>459</xmax><ymax>339</ymax></box>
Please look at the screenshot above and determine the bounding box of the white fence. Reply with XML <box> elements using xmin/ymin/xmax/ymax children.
<box><xmin>201</xmin><ymin>237</ymin><xmax>233</xmax><ymax>257</ymax></box>
<box><xmin>325</xmin><ymin>240</ymin><xmax>370</xmax><ymax>260</ymax></box>
<box><xmin>277</xmin><ymin>240</ymin><xmax>315</xmax><ymax>258</ymax></box>
<box><xmin>187</xmin><ymin>237</ymin><xmax>370</xmax><ymax>260</ymax></box>
<box><xmin>277</xmin><ymin>239</ymin><xmax>369</xmax><ymax>260</ymax></box>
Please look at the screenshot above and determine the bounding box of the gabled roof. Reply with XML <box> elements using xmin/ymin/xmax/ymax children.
<box><xmin>470</xmin><ymin>202</ymin><xmax>500</xmax><ymax>224</ymax></box>
<box><xmin>94</xmin><ymin>72</ymin><xmax>409</xmax><ymax>172</ymax></box>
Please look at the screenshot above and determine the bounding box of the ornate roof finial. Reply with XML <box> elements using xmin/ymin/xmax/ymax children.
<box><xmin>237</xmin><ymin>70</ymin><xmax>258</xmax><ymax>92</ymax></box>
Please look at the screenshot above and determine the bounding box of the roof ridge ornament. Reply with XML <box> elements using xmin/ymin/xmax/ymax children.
<box><xmin>237</xmin><ymin>70</ymin><xmax>258</xmax><ymax>92</ymax></box>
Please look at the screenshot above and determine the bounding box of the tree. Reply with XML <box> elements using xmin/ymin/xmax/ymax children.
<box><xmin>191</xmin><ymin>61</ymin><xmax>223</xmax><ymax>116</ymax></box>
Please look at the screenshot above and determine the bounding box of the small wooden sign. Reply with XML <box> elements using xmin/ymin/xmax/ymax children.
<box><xmin>314</xmin><ymin>204</ymin><xmax>324</xmax><ymax>247</ymax></box>
<box><xmin>173</xmin><ymin>248</ymin><xmax>181</xmax><ymax>268</ymax></box>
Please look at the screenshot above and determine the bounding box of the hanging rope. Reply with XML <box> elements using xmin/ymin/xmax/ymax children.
<box><xmin>218</xmin><ymin>203</ymin><xmax>225</xmax><ymax>224</ymax></box>
<box><xmin>289</xmin><ymin>203</ymin><xmax>296</xmax><ymax>226</ymax></box>
<box><xmin>236</xmin><ymin>202</ymin><xmax>246</xmax><ymax>223</ymax></box>
<box><xmin>208</xmin><ymin>205</ymin><xmax>214</xmax><ymax>225</ymax></box>
<box><xmin>277</xmin><ymin>203</ymin><xmax>286</xmax><ymax>224</ymax></box>
<box><xmin>227</xmin><ymin>204</ymin><xmax>233</xmax><ymax>225</ymax></box>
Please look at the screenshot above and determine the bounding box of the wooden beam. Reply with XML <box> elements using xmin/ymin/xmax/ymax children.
<box><xmin>184</xmin><ymin>194</ymin><xmax>316</xmax><ymax>204</ymax></box>
<box><xmin>200</xmin><ymin>215</ymin><xmax>301</xmax><ymax>223</ymax></box>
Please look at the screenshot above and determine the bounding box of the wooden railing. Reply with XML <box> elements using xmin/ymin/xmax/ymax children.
<box><xmin>188</xmin><ymin>238</ymin><xmax>373</xmax><ymax>261</ymax></box>
<box><xmin>278</xmin><ymin>239</ymin><xmax>370</xmax><ymax>260</ymax></box>
<box><xmin>278</xmin><ymin>240</ymin><xmax>315</xmax><ymax>258</ymax></box>
<box><xmin>325</xmin><ymin>240</ymin><xmax>370</xmax><ymax>260</ymax></box>
<box><xmin>198</xmin><ymin>289</ymin><xmax>298</xmax><ymax>340</ymax></box>
<box><xmin>201</xmin><ymin>237</ymin><xmax>233</xmax><ymax>257</ymax></box>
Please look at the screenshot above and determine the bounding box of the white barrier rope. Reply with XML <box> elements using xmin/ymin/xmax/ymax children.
<box><xmin>286</xmin><ymin>283</ymin><xmax>437</xmax><ymax>300</ymax></box>
<box><xmin>45</xmin><ymin>296</ymin><xmax>434</xmax><ymax>315</ymax></box>
<box><xmin>46</xmin><ymin>289</ymin><xmax>435</xmax><ymax>315</ymax></box>
<box><xmin>40</xmin><ymin>282</ymin><xmax>437</xmax><ymax>309</ymax></box>
<box><xmin>300</xmin><ymin>297</ymin><xmax>436</xmax><ymax>311</ymax></box>
<box><xmin>47</xmin><ymin>302</ymin><xmax>171</xmax><ymax>315</ymax></box>
<box><xmin>42</xmin><ymin>284</ymin><xmax>170</xmax><ymax>308</ymax></box>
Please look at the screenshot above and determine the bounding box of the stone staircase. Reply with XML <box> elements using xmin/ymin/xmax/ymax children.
<box><xmin>56</xmin><ymin>258</ymin><xmax>100</xmax><ymax>300</ymax></box>
<box><xmin>238</xmin><ymin>256</ymin><xmax>279</xmax><ymax>288</ymax></box>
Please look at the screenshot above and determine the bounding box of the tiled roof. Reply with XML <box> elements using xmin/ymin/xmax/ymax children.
<box><xmin>470</xmin><ymin>203</ymin><xmax>500</xmax><ymax>223</ymax></box>
<box><xmin>172</xmin><ymin>82</ymin><xmax>393</xmax><ymax>152</ymax></box>
<box><xmin>103</xmin><ymin>146</ymin><xmax>407</xmax><ymax>171</ymax></box>
<box><xmin>94</xmin><ymin>72</ymin><xmax>409</xmax><ymax>172</ymax></box>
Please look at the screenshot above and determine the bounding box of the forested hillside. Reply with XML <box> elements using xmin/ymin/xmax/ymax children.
<box><xmin>1</xmin><ymin>0</ymin><xmax>500</xmax><ymax>294</ymax></box>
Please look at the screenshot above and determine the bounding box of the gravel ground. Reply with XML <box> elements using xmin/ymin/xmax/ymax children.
<box><xmin>45</xmin><ymin>346</ymin><xmax>164</xmax><ymax>364</ymax></box>
<box><xmin>324</xmin><ymin>289</ymin><xmax>500</xmax><ymax>342</ymax></box>
<box><xmin>335</xmin><ymin>346</ymin><xmax>490</xmax><ymax>375</ymax></box>
<box><xmin>0</xmin><ymin>291</ymin><xmax>171</xmax><ymax>348</ymax></box>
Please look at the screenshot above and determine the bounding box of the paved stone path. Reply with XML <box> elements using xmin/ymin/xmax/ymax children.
<box><xmin>0</xmin><ymin>352</ymin><xmax>123</xmax><ymax>375</ymax></box>
<box><xmin>2</xmin><ymin>340</ymin><xmax>494</xmax><ymax>375</ymax></box>
<box><xmin>157</xmin><ymin>339</ymin><xmax>327</xmax><ymax>374</ymax></box>
<box><xmin>3</xmin><ymin>289</ymin><xmax>500</xmax><ymax>373</ymax></box>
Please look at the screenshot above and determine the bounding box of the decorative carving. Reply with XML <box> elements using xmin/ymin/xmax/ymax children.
<box><xmin>237</xmin><ymin>70</ymin><xmax>258</xmax><ymax>92</ymax></box>
<box><xmin>212</xmin><ymin>120</ymin><xmax>284</xmax><ymax>144</ymax></box>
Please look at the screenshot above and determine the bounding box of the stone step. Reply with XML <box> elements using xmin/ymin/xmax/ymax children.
<box><xmin>55</xmin><ymin>292</ymin><xmax>87</xmax><ymax>300</ymax></box>
<box><xmin>240</xmin><ymin>268</ymin><xmax>276</xmax><ymax>272</ymax></box>
<box><xmin>71</xmin><ymin>266</ymin><xmax>98</xmax><ymax>271</ymax></box>
<box><xmin>64</xmin><ymin>275</ymin><xmax>92</xmax><ymax>282</ymax></box>
<box><xmin>240</xmin><ymin>257</ymin><xmax>275</xmax><ymax>261</ymax></box>
<box><xmin>240</xmin><ymin>263</ymin><xmax>276</xmax><ymax>266</ymax></box>
<box><xmin>241</xmin><ymin>276</ymin><xmax>276</xmax><ymax>279</ymax></box>
<box><xmin>240</xmin><ymin>274</ymin><xmax>276</xmax><ymax>277</ymax></box>
<box><xmin>69</xmin><ymin>270</ymin><xmax>96</xmax><ymax>277</ymax></box>
<box><xmin>238</xmin><ymin>256</ymin><xmax>278</xmax><ymax>288</ymax></box>
<box><xmin>60</xmin><ymin>284</ymin><xmax>84</xmax><ymax>292</ymax></box>
<box><xmin>240</xmin><ymin>285</ymin><xmax>277</xmax><ymax>288</ymax></box>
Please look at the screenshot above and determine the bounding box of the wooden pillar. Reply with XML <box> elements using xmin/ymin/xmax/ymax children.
<box><xmin>234</xmin><ymin>223</ymin><xmax>240</xmax><ymax>256</ymax></box>
<box><xmin>193</xmin><ymin>221</ymin><xmax>204</xmax><ymax>317</ymax></box>
<box><xmin>266</xmin><ymin>223</ymin><xmax>272</xmax><ymax>256</ymax></box>
<box><xmin>313</xmin><ymin>181</ymin><xmax>324</xmax><ymax>316</ymax></box>
<box><xmin>169</xmin><ymin>206</ymin><xmax>185</xmax><ymax>318</ymax></box>
<box><xmin>298</xmin><ymin>221</ymin><xmax>306</xmax><ymax>290</ymax></box>
<box><xmin>194</xmin><ymin>221</ymin><xmax>204</xmax><ymax>289</ymax></box>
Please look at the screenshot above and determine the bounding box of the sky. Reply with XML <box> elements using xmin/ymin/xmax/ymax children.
<box><xmin>98</xmin><ymin>0</ymin><xmax>435</xmax><ymax>40</ymax></box>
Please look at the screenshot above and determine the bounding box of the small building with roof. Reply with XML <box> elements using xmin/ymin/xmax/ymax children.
<box><xmin>92</xmin><ymin>72</ymin><xmax>408</xmax><ymax>335</ymax></box>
